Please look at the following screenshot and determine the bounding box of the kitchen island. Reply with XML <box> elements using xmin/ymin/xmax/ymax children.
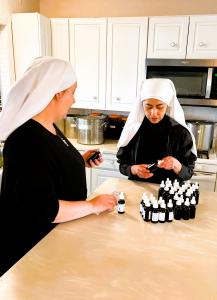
<box><xmin>0</xmin><ymin>178</ymin><xmax>217</xmax><ymax>300</ymax></box>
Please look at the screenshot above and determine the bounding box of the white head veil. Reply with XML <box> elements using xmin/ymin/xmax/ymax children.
<box><xmin>0</xmin><ymin>56</ymin><xmax>76</xmax><ymax>141</ymax></box>
<box><xmin>117</xmin><ymin>78</ymin><xmax>197</xmax><ymax>156</ymax></box>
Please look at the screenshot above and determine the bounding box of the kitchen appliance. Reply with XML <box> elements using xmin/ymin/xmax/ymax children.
<box><xmin>145</xmin><ymin>59</ymin><xmax>217</xmax><ymax>107</ymax></box>
<box><xmin>76</xmin><ymin>115</ymin><xmax>107</xmax><ymax>145</ymax></box>
<box><xmin>104</xmin><ymin>114</ymin><xmax>122</xmax><ymax>140</ymax></box>
<box><xmin>186</xmin><ymin>120</ymin><xmax>215</xmax><ymax>153</ymax></box>
<box><xmin>65</xmin><ymin>115</ymin><xmax>77</xmax><ymax>139</ymax></box>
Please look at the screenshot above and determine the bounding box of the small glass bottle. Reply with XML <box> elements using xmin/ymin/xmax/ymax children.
<box><xmin>174</xmin><ymin>199</ymin><xmax>182</xmax><ymax>220</ymax></box>
<box><xmin>117</xmin><ymin>192</ymin><xmax>125</xmax><ymax>214</ymax></box>
<box><xmin>151</xmin><ymin>201</ymin><xmax>159</xmax><ymax>224</ymax></box>
<box><xmin>190</xmin><ymin>197</ymin><xmax>196</xmax><ymax>219</ymax></box>
<box><xmin>166</xmin><ymin>199</ymin><xmax>174</xmax><ymax>222</ymax></box>
<box><xmin>182</xmin><ymin>198</ymin><xmax>190</xmax><ymax>220</ymax></box>
<box><xmin>158</xmin><ymin>181</ymin><xmax>165</xmax><ymax>199</ymax></box>
<box><xmin>158</xmin><ymin>201</ymin><xmax>166</xmax><ymax>223</ymax></box>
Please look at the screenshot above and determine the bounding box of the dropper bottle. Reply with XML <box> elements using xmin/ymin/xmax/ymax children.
<box><xmin>117</xmin><ymin>192</ymin><xmax>125</xmax><ymax>214</ymax></box>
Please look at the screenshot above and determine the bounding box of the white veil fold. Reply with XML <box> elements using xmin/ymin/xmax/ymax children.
<box><xmin>0</xmin><ymin>56</ymin><xmax>76</xmax><ymax>141</ymax></box>
<box><xmin>117</xmin><ymin>78</ymin><xmax>197</xmax><ymax>156</ymax></box>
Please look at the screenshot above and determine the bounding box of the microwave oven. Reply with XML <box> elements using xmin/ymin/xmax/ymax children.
<box><xmin>145</xmin><ymin>59</ymin><xmax>217</xmax><ymax>107</ymax></box>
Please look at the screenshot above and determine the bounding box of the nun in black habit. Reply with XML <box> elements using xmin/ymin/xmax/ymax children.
<box><xmin>116</xmin><ymin>78</ymin><xmax>197</xmax><ymax>184</ymax></box>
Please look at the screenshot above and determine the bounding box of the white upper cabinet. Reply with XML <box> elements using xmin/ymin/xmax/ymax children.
<box><xmin>148</xmin><ymin>15</ymin><xmax>217</xmax><ymax>59</ymax></box>
<box><xmin>187</xmin><ymin>15</ymin><xmax>217</xmax><ymax>59</ymax></box>
<box><xmin>51</xmin><ymin>17</ymin><xmax>148</xmax><ymax>111</ymax></box>
<box><xmin>51</xmin><ymin>18</ymin><xmax>69</xmax><ymax>61</ymax></box>
<box><xmin>12</xmin><ymin>13</ymin><xmax>51</xmax><ymax>79</ymax></box>
<box><xmin>106</xmin><ymin>17</ymin><xmax>148</xmax><ymax>111</ymax></box>
<box><xmin>147</xmin><ymin>16</ymin><xmax>189</xmax><ymax>59</ymax></box>
<box><xmin>69</xmin><ymin>18</ymin><xmax>107</xmax><ymax>109</ymax></box>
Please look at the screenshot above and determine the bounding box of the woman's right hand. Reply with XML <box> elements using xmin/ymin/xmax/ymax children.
<box><xmin>131</xmin><ymin>164</ymin><xmax>153</xmax><ymax>179</ymax></box>
<box><xmin>89</xmin><ymin>194</ymin><xmax>117</xmax><ymax>215</ymax></box>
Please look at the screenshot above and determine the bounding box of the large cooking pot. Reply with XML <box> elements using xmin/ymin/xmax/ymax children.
<box><xmin>76</xmin><ymin>115</ymin><xmax>107</xmax><ymax>145</ymax></box>
<box><xmin>186</xmin><ymin>120</ymin><xmax>215</xmax><ymax>151</ymax></box>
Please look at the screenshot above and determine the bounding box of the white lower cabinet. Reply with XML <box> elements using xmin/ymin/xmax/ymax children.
<box><xmin>91</xmin><ymin>168</ymin><xmax>125</xmax><ymax>193</ymax></box>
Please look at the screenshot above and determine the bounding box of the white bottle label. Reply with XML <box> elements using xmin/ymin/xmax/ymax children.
<box><xmin>168</xmin><ymin>211</ymin><xmax>174</xmax><ymax>221</ymax></box>
<box><xmin>118</xmin><ymin>204</ymin><xmax>125</xmax><ymax>213</ymax></box>
<box><xmin>152</xmin><ymin>212</ymin><xmax>158</xmax><ymax>222</ymax></box>
<box><xmin>159</xmin><ymin>212</ymin><xmax>165</xmax><ymax>222</ymax></box>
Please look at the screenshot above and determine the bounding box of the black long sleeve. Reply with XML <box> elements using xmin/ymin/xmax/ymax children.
<box><xmin>117</xmin><ymin>116</ymin><xmax>197</xmax><ymax>183</ymax></box>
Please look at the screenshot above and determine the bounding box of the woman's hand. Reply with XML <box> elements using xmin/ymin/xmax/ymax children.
<box><xmin>82</xmin><ymin>149</ymin><xmax>103</xmax><ymax>168</ymax></box>
<box><xmin>158</xmin><ymin>156</ymin><xmax>182</xmax><ymax>174</ymax></box>
<box><xmin>89</xmin><ymin>194</ymin><xmax>117</xmax><ymax>215</ymax></box>
<box><xmin>131</xmin><ymin>164</ymin><xmax>153</xmax><ymax>179</ymax></box>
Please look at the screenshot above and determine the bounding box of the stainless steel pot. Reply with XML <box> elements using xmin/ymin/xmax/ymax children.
<box><xmin>186</xmin><ymin>120</ymin><xmax>215</xmax><ymax>151</ymax></box>
<box><xmin>76</xmin><ymin>115</ymin><xmax>107</xmax><ymax>145</ymax></box>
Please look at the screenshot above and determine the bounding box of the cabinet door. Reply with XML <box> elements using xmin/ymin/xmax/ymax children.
<box><xmin>187</xmin><ymin>15</ymin><xmax>217</xmax><ymax>59</ymax></box>
<box><xmin>106</xmin><ymin>17</ymin><xmax>148</xmax><ymax>111</ymax></box>
<box><xmin>147</xmin><ymin>16</ymin><xmax>189</xmax><ymax>59</ymax></box>
<box><xmin>51</xmin><ymin>18</ymin><xmax>69</xmax><ymax>61</ymax></box>
<box><xmin>91</xmin><ymin>168</ymin><xmax>125</xmax><ymax>192</ymax></box>
<box><xmin>12</xmin><ymin>13</ymin><xmax>51</xmax><ymax>79</ymax></box>
<box><xmin>69</xmin><ymin>18</ymin><xmax>107</xmax><ymax>109</ymax></box>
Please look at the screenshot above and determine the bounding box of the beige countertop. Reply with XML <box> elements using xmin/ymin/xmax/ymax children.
<box><xmin>0</xmin><ymin>178</ymin><xmax>217</xmax><ymax>300</ymax></box>
<box><xmin>68</xmin><ymin>138</ymin><xmax>118</xmax><ymax>154</ymax></box>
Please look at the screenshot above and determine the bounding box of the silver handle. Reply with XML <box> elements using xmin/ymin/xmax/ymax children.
<box><xmin>116</xmin><ymin>97</ymin><xmax>121</xmax><ymax>101</ymax></box>
<box><xmin>170</xmin><ymin>42</ymin><xmax>176</xmax><ymax>47</ymax></box>
<box><xmin>199</xmin><ymin>42</ymin><xmax>205</xmax><ymax>47</ymax></box>
<box><xmin>93</xmin><ymin>96</ymin><xmax>98</xmax><ymax>100</ymax></box>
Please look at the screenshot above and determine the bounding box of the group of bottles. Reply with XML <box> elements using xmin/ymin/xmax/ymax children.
<box><xmin>140</xmin><ymin>178</ymin><xmax>199</xmax><ymax>223</ymax></box>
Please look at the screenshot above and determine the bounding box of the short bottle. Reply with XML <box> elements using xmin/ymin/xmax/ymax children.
<box><xmin>182</xmin><ymin>198</ymin><xmax>190</xmax><ymax>220</ymax></box>
<box><xmin>166</xmin><ymin>199</ymin><xmax>174</xmax><ymax>222</ymax></box>
<box><xmin>151</xmin><ymin>201</ymin><xmax>159</xmax><ymax>224</ymax></box>
<box><xmin>117</xmin><ymin>192</ymin><xmax>125</xmax><ymax>214</ymax></box>
<box><xmin>158</xmin><ymin>201</ymin><xmax>166</xmax><ymax>223</ymax></box>
<box><xmin>190</xmin><ymin>197</ymin><xmax>196</xmax><ymax>219</ymax></box>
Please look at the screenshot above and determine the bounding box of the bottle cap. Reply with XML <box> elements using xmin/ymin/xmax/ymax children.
<box><xmin>190</xmin><ymin>197</ymin><xmax>196</xmax><ymax>205</ymax></box>
<box><xmin>167</xmin><ymin>199</ymin><xmax>173</xmax><ymax>208</ymax></box>
<box><xmin>160</xmin><ymin>202</ymin><xmax>166</xmax><ymax>208</ymax></box>
<box><xmin>184</xmin><ymin>198</ymin><xmax>190</xmax><ymax>206</ymax></box>
<box><xmin>152</xmin><ymin>201</ymin><xmax>158</xmax><ymax>209</ymax></box>
<box><xmin>119</xmin><ymin>192</ymin><xmax>125</xmax><ymax>200</ymax></box>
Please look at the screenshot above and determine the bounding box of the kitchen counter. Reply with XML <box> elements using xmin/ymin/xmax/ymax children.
<box><xmin>68</xmin><ymin>138</ymin><xmax>118</xmax><ymax>154</ymax></box>
<box><xmin>0</xmin><ymin>178</ymin><xmax>217</xmax><ymax>300</ymax></box>
<box><xmin>69</xmin><ymin>138</ymin><xmax>217</xmax><ymax>164</ymax></box>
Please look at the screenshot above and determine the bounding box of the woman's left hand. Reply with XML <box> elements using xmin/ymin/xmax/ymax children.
<box><xmin>158</xmin><ymin>156</ymin><xmax>182</xmax><ymax>175</ymax></box>
<box><xmin>83</xmin><ymin>149</ymin><xmax>104</xmax><ymax>168</ymax></box>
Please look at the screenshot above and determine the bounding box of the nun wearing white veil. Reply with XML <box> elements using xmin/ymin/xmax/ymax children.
<box><xmin>117</xmin><ymin>78</ymin><xmax>197</xmax><ymax>184</ymax></box>
<box><xmin>0</xmin><ymin>57</ymin><xmax>116</xmax><ymax>276</ymax></box>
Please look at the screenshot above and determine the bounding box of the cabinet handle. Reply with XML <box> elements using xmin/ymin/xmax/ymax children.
<box><xmin>199</xmin><ymin>42</ymin><xmax>205</xmax><ymax>47</ymax></box>
<box><xmin>93</xmin><ymin>96</ymin><xmax>98</xmax><ymax>100</ymax></box>
<box><xmin>116</xmin><ymin>97</ymin><xmax>121</xmax><ymax>101</ymax></box>
<box><xmin>170</xmin><ymin>42</ymin><xmax>176</xmax><ymax>47</ymax></box>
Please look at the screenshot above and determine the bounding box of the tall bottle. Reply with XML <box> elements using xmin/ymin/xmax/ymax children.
<box><xmin>144</xmin><ymin>200</ymin><xmax>152</xmax><ymax>222</ymax></box>
<box><xmin>190</xmin><ymin>197</ymin><xmax>196</xmax><ymax>219</ymax></box>
<box><xmin>182</xmin><ymin>198</ymin><xmax>190</xmax><ymax>220</ymax></box>
<box><xmin>158</xmin><ymin>201</ymin><xmax>166</xmax><ymax>223</ymax></box>
<box><xmin>166</xmin><ymin>199</ymin><xmax>174</xmax><ymax>222</ymax></box>
<box><xmin>158</xmin><ymin>181</ymin><xmax>165</xmax><ymax>199</ymax></box>
<box><xmin>117</xmin><ymin>192</ymin><xmax>125</xmax><ymax>214</ymax></box>
<box><xmin>174</xmin><ymin>199</ymin><xmax>182</xmax><ymax>220</ymax></box>
<box><xmin>151</xmin><ymin>201</ymin><xmax>159</xmax><ymax>224</ymax></box>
